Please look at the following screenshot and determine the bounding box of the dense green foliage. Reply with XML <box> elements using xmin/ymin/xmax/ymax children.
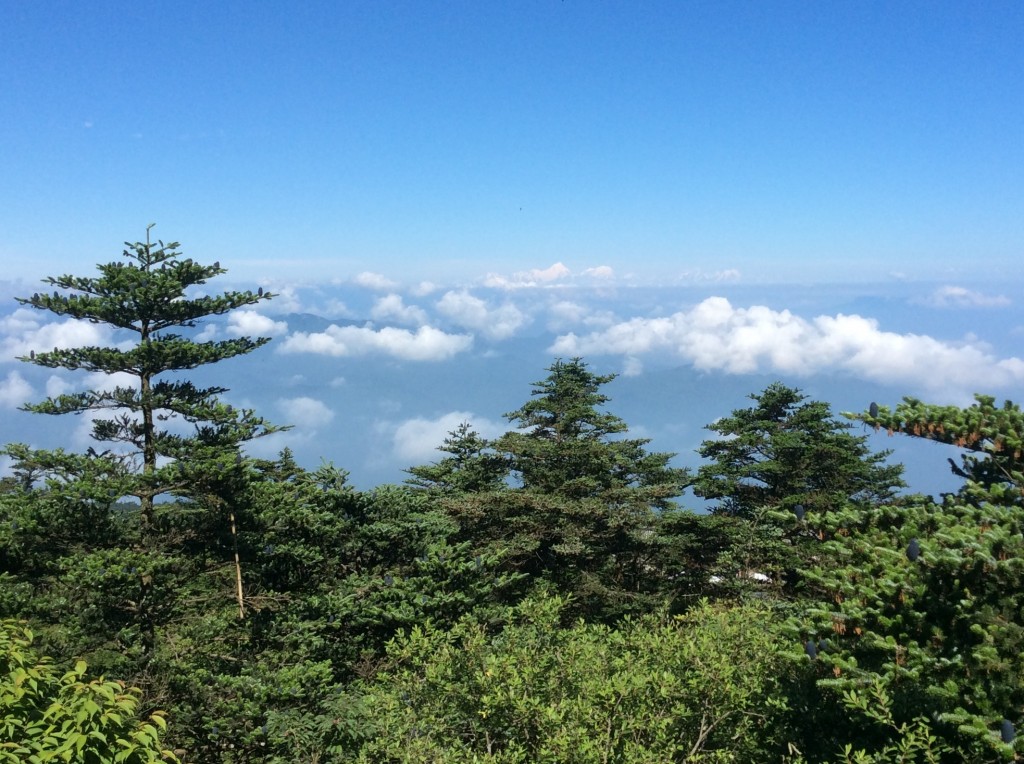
<box><xmin>2</xmin><ymin>241</ymin><xmax>1023</xmax><ymax>762</ymax></box>
<box><xmin>417</xmin><ymin>359</ymin><xmax>690</xmax><ymax>622</ymax></box>
<box><xmin>355</xmin><ymin>595</ymin><xmax>792</xmax><ymax>763</ymax></box>
<box><xmin>0</xmin><ymin>619</ymin><xmax>176</xmax><ymax>763</ymax></box>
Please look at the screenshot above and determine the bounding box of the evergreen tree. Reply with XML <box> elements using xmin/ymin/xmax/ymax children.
<box><xmin>791</xmin><ymin>395</ymin><xmax>1024</xmax><ymax>761</ymax></box>
<box><xmin>6</xmin><ymin>226</ymin><xmax>282</xmax><ymax>532</ymax></box>
<box><xmin>864</xmin><ymin>393</ymin><xmax>1024</xmax><ymax>497</ymax></box>
<box><xmin>686</xmin><ymin>384</ymin><xmax>904</xmax><ymax>601</ymax></box>
<box><xmin>498</xmin><ymin>358</ymin><xmax>684</xmax><ymax>504</ymax></box>
<box><xmin>693</xmin><ymin>382</ymin><xmax>904</xmax><ymax>518</ymax></box>
<box><xmin>405</xmin><ymin>421</ymin><xmax>509</xmax><ymax>494</ymax></box>
<box><xmin>443</xmin><ymin>358</ymin><xmax>688</xmax><ymax>620</ymax></box>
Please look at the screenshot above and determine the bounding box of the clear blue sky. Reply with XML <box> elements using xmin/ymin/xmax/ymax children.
<box><xmin>2</xmin><ymin>1</ymin><xmax>1022</xmax><ymax>285</ymax></box>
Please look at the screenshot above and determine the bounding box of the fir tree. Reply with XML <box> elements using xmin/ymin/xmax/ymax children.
<box><xmin>443</xmin><ymin>358</ymin><xmax>688</xmax><ymax>619</ymax></box>
<box><xmin>405</xmin><ymin>421</ymin><xmax>508</xmax><ymax>494</ymax></box>
<box><xmin>6</xmin><ymin>226</ymin><xmax>283</xmax><ymax>533</ymax></box>
<box><xmin>793</xmin><ymin>395</ymin><xmax>1024</xmax><ymax>761</ymax></box>
<box><xmin>693</xmin><ymin>382</ymin><xmax>904</xmax><ymax>518</ymax></box>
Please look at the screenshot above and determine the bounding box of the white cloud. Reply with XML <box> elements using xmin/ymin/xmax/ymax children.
<box><xmin>483</xmin><ymin>262</ymin><xmax>572</xmax><ymax>289</ymax></box>
<box><xmin>583</xmin><ymin>265</ymin><xmax>615</xmax><ymax>279</ymax></box>
<box><xmin>550</xmin><ymin>296</ymin><xmax>1024</xmax><ymax>395</ymax></box>
<box><xmin>410</xmin><ymin>281</ymin><xmax>439</xmax><ymax>297</ymax></box>
<box><xmin>390</xmin><ymin>410</ymin><xmax>505</xmax><ymax>464</ymax></box>
<box><xmin>277</xmin><ymin>396</ymin><xmax>335</xmax><ymax>431</ymax></box>
<box><xmin>436</xmin><ymin>290</ymin><xmax>529</xmax><ymax>340</ymax></box>
<box><xmin>353</xmin><ymin>272</ymin><xmax>398</xmax><ymax>290</ymax></box>
<box><xmin>194</xmin><ymin>324</ymin><xmax>219</xmax><ymax>342</ymax></box>
<box><xmin>371</xmin><ymin>294</ymin><xmax>429</xmax><ymax>326</ymax></box>
<box><xmin>675</xmin><ymin>268</ymin><xmax>742</xmax><ymax>284</ymax></box>
<box><xmin>547</xmin><ymin>300</ymin><xmax>589</xmax><ymax>329</ymax></box>
<box><xmin>261</xmin><ymin>285</ymin><xmax>304</xmax><ymax>313</ymax></box>
<box><xmin>45</xmin><ymin>374</ymin><xmax>73</xmax><ymax>399</ymax></box>
<box><xmin>922</xmin><ymin>285</ymin><xmax>1011</xmax><ymax>309</ymax></box>
<box><xmin>0</xmin><ymin>308</ymin><xmax>116</xmax><ymax>360</ymax></box>
<box><xmin>278</xmin><ymin>323</ymin><xmax>472</xmax><ymax>361</ymax></box>
<box><xmin>321</xmin><ymin>298</ymin><xmax>352</xmax><ymax>318</ymax></box>
<box><xmin>0</xmin><ymin>371</ymin><xmax>33</xmax><ymax>408</ymax></box>
<box><xmin>227</xmin><ymin>310</ymin><xmax>288</xmax><ymax>336</ymax></box>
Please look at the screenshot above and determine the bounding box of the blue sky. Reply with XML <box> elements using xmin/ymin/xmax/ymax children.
<box><xmin>2</xmin><ymin>1</ymin><xmax>1022</xmax><ymax>284</ymax></box>
<box><xmin>2</xmin><ymin>2</ymin><xmax>1023</xmax><ymax>495</ymax></box>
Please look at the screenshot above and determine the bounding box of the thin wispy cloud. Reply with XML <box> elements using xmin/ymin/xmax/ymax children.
<box><xmin>550</xmin><ymin>296</ymin><xmax>1024</xmax><ymax>396</ymax></box>
<box><xmin>921</xmin><ymin>285</ymin><xmax>1011</xmax><ymax>309</ymax></box>
<box><xmin>544</xmin><ymin>299</ymin><xmax>619</xmax><ymax>332</ymax></box>
<box><xmin>675</xmin><ymin>268</ymin><xmax>742</xmax><ymax>284</ymax></box>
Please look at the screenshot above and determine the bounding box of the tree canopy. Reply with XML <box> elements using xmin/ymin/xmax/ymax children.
<box><xmin>3</xmin><ymin>239</ymin><xmax>1023</xmax><ymax>762</ymax></box>
<box><xmin>693</xmin><ymin>382</ymin><xmax>904</xmax><ymax>518</ymax></box>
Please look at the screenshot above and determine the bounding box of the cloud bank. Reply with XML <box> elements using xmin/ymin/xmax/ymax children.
<box><xmin>550</xmin><ymin>296</ymin><xmax>1024</xmax><ymax>395</ymax></box>
<box><xmin>278</xmin><ymin>324</ymin><xmax>472</xmax><ymax>361</ymax></box>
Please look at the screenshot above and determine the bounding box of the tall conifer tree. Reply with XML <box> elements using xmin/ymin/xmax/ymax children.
<box><xmin>6</xmin><ymin>226</ymin><xmax>281</xmax><ymax>533</ymax></box>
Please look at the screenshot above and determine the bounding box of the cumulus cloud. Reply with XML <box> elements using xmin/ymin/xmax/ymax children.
<box><xmin>436</xmin><ymin>290</ymin><xmax>529</xmax><ymax>340</ymax></box>
<box><xmin>0</xmin><ymin>308</ymin><xmax>116</xmax><ymax>360</ymax></box>
<box><xmin>227</xmin><ymin>310</ymin><xmax>289</xmax><ymax>336</ymax></box>
<box><xmin>0</xmin><ymin>371</ymin><xmax>33</xmax><ymax>408</ymax></box>
<box><xmin>583</xmin><ymin>265</ymin><xmax>615</xmax><ymax>279</ymax></box>
<box><xmin>45</xmin><ymin>374</ymin><xmax>73</xmax><ymax>399</ymax></box>
<box><xmin>390</xmin><ymin>410</ymin><xmax>506</xmax><ymax>464</ymax></box>
<box><xmin>353</xmin><ymin>272</ymin><xmax>398</xmax><ymax>290</ymax></box>
<box><xmin>922</xmin><ymin>285</ymin><xmax>1011</xmax><ymax>309</ymax></box>
<box><xmin>410</xmin><ymin>281</ymin><xmax>439</xmax><ymax>297</ymax></box>
<box><xmin>278</xmin><ymin>323</ymin><xmax>472</xmax><ymax>361</ymax></box>
<box><xmin>550</xmin><ymin>296</ymin><xmax>1024</xmax><ymax>395</ymax></box>
<box><xmin>483</xmin><ymin>262</ymin><xmax>572</xmax><ymax>289</ymax></box>
<box><xmin>371</xmin><ymin>294</ymin><xmax>429</xmax><ymax>326</ymax></box>
<box><xmin>278</xmin><ymin>396</ymin><xmax>335</xmax><ymax>431</ymax></box>
<box><xmin>194</xmin><ymin>324</ymin><xmax>219</xmax><ymax>342</ymax></box>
